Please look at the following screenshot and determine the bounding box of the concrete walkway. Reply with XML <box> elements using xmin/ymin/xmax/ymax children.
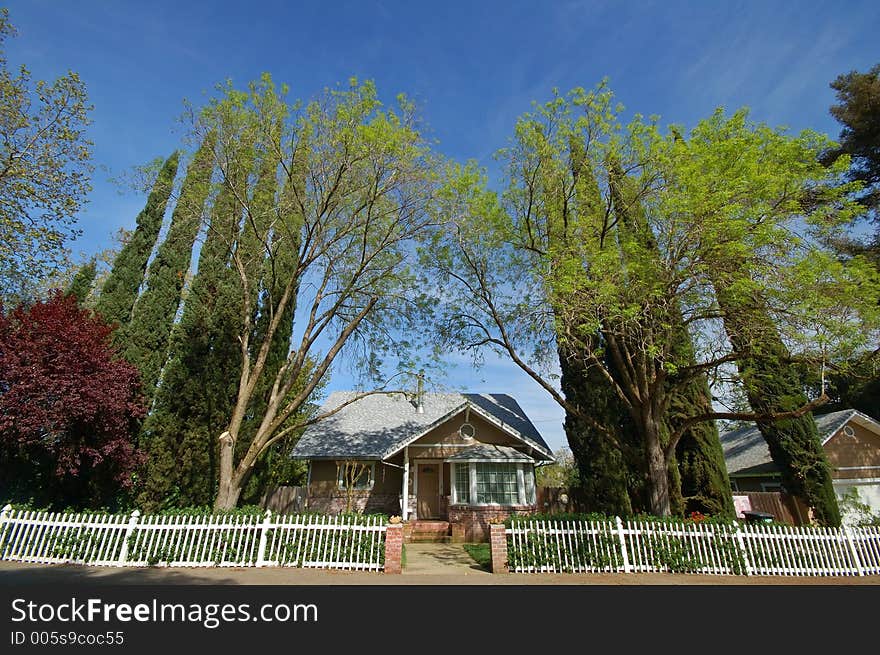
<box><xmin>403</xmin><ymin>543</ymin><xmax>490</xmax><ymax>576</ymax></box>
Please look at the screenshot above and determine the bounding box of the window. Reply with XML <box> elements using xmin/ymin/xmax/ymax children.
<box><xmin>454</xmin><ymin>463</ymin><xmax>470</xmax><ymax>504</ymax></box>
<box><xmin>336</xmin><ymin>462</ymin><xmax>375</xmax><ymax>490</ymax></box>
<box><xmin>523</xmin><ymin>465</ymin><xmax>536</xmax><ymax>504</ymax></box>
<box><xmin>476</xmin><ymin>463</ymin><xmax>519</xmax><ymax>505</ymax></box>
<box><xmin>452</xmin><ymin>462</ymin><xmax>535</xmax><ymax>506</ymax></box>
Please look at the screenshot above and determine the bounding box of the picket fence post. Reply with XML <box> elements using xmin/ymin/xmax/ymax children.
<box><xmin>0</xmin><ymin>504</ymin><xmax>11</xmax><ymax>553</ymax></box>
<box><xmin>255</xmin><ymin>509</ymin><xmax>273</xmax><ymax>567</ymax></box>
<box><xmin>614</xmin><ymin>516</ymin><xmax>631</xmax><ymax>573</ymax></box>
<box><xmin>117</xmin><ymin>509</ymin><xmax>141</xmax><ymax>566</ymax></box>
<box><xmin>842</xmin><ymin>525</ymin><xmax>865</xmax><ymax>576</ymax></box>
<box><xmin>732</xmin><ymin>521</ymin><xmax>753</xmax><ymax>576</ymax></box>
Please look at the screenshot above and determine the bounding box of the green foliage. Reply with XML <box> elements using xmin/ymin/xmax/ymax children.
<box><xmin>672</xmin><ymin>372</ymin><xmax>735</xmax><ymax>518</ymax></box>
<box><xmin>837</xmin><ymin>488</ymin><xmax>880</xmax><ymax>527</ymax></box>
<box><xmin>0</xmin><ymin>8</ymin><xmax>93</xmax><ymax>303</ymax></box>
<box><xmin>264</xmin><ymin>514</ymin><xmax>387</xmax><ymax>567</ymax></box>
<box><xmin>123</xmin><ymin>135</ymin><xmax>215</xmax><ymax>398</ymax></box>
<box><xmin>534</xmin><ymin>447</ymin><xmax>579</xmax><ymax>488</ymax></box>
<box><xmin>505</xmin><ymin>516</ymin><xmax>747</xmax><ymax>574</ymax></box>
<box><xmin>95</xmin><ymin>151</ymin><xmax>179</xmax><ymax>327</ymax></box>
<box><xmin>463</xmin><ymin>543</ymin><xmax>491</xmax><ymax>570</ymax></box>
<box><xmin>558</xmin><ymin>345</ymin><xmax>636</xmax><ymax>516</ymax></box>
<box><xmin>506</xmin><ymin>519</ymin><xmax>624</xmax><ymax>572</ymax></box>
<box><xmin>140</xmin><ymin>135</ymin><xmax>253</xmax><ymax>509</ymax></box>
<box><xmin>65</xmin><ymin>259</ymin><xmax>97</xmax><ymax>305</ymax></box>
<box><xmin>826</xmin><ymin>62</ymin><xmax>880</xmax><ymax>213</ymax></box>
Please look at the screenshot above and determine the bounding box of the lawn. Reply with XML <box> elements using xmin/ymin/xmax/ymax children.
<box><xmin>463</xmin><ymin>543</ymin><xmax>491</xmax><ymax>571</ymax></box>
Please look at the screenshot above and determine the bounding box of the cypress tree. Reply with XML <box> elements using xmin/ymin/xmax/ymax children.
<box><xmin>558</xmin><ymin>343</ymin><xmax>634</xmax><ymax>516</ymax></box>
<box><xmin>670</xmin><ymin>325</ymin><xmax>735</xmax><ymax>517</ymax></box>
<box><xmin>122</xmin><ymin>135</ymin><xmax>215</xmax><ymax>398</ymax></box>
<box><xmin>716</xmin><ymin>287</ymin><xmax>841</xmax><ymax>526</ymax></box>
<box><xmin>66</xmin><ymin>259</ymin><xmax>97</xmax><ymax>305</ymax></box>
<box><xmin>96</xmin><ymin>152</ymin><xmax>180</xmax><ymax>327</ymax></box>
<box><xmin>140</xmin><ymin>142</ymin><xmax>252</xmax><ymax>509</ymax></box>
<box><xmin>607</xmin><ymin>160</ymin><xmax>732</xmax><ymax>517</ymax></box>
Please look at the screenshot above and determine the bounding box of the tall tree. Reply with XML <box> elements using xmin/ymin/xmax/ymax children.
<box><xmin>607</xmin><ymin>158</ymin><xmax>732</xmax><ymax>517</ymax></box>
<box><xmin>122</xmin><ymin>135</ymin><xmax>215</xmax><ymax>398</ymax></box>
<box><xmin>426</xmin><ymin>87</ymin><xmax>875</xmax><ymax>517</ymax></box>
<box><xmin>0</xmin><ymin>8</ymin><xmax>93</xmax><ymax>303</ymax></box>
<box><xmin>0</xmin><ymin>292</ymin><xmax>145</xmax><ymax>508</ymax></box>
<box><xmin>96</xmin><ymin>152</ymin><xmax>179</xmax><ymax>327</ymax></box>
<box><xmin>66</xmin><ymin>258</ymin><xmax>97</xmax><ymax>305</ymax></box>
<box><xmin>661</xmin><ymin>109</ymin><xmax>880</xmax><ymax>525</ymax></box>
<box><xmin>558</xmin><ymin>344</ymin><xmax>635</xmax><ymax>515</ymax></box>
<box><xmin>140</xmin><ymin>139</ymin><xmax>253</xmax><ymax>509</ymax></box>
<box><xmin>819</xmin><ymin>64</ymin><xmax>880</xmax><ymax>420</ymax></box>
<box><xmin>824</xmin><ymin>63</ymin><xmax>880</xmax><ymax>214</ymax></box>
<box><xmin>197</xmin><ymin>76</ymin><xmax>439</xmax><ymax>509</ymax></box>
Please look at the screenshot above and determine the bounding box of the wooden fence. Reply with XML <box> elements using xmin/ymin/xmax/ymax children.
<box><xmin>0</xmin><ymin>505</ymin><xmax>386</xmax><ymax>571</ymax></box>
<box><xmin>733</xmin><ymin>492</ymin><xmax>807</xmax><ymax>525</ymax></box>
<box><xmin>505</xmin><ymin>517</ymin><xmax>880</xmax><ymax>576</ymax></box>
<box><xmin>260</xmin><ymin>485</ymin><xmax>307</xmax><ymax>514</ymax></box>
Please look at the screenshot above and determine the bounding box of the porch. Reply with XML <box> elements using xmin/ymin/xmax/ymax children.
<box><xmin>400</xmin><ymin>444</ymin><xmax>538</xmax><ymax>541</ymax></box>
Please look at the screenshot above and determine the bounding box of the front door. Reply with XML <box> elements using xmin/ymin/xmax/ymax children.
<box><xmin>417</xmin><ymin>463</ymin><xmax>440</xmax><ymax>519</ymax></box>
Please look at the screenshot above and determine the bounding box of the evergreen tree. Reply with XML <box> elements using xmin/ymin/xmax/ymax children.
<box><xmin>558</xmin><ymin>343</ymin><xmax>634</xmax><ymax>516</ymax></box>
<box><xmin>139</xmin><ymin>141</ymin><xmax>252</xmax><ymax>509</ymax></box>
<box><xmin>671</xmin><ymin>342</ymin><xmax>735</xmax><ymax>517</ymax></box>
<box><xmin>608</xmin><ymin>159</ymin><xmax>732</xmax><ymax>517</ymax></box>
<box><xmin>824</xmin><ymin>63</ymin><xmax>880</xmax><ymax>213</ymax></box>
<box><xmin>96</xmin><ymin>152</ymin><xmax>179</xmax><ymax>327</ymax></box>
<box><xmin>122</xmin><ymin>136</ymin><xmax>215</xmax><ymax>398</ymax></box>
<box><xmin>716</xmin><ymin>288</ymin><xmax>841</xmax><ymax>526</ymax></box>
<box><xmin>66</xmin><ymin>259</ymin><xmax>97</xmax><ymax>305</ymax></box>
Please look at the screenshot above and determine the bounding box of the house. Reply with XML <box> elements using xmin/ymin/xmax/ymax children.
<box><xmin>292</xmin><ymin>391</ymin><xmax>555</xmax><ymax>541</ymax></box>
<box><xmin>720</xmin><ymin>409</ymin><xmax>880</xmax><ymax>523</ymax></box>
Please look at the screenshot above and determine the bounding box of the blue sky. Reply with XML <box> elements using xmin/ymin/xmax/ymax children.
<box><xmin>5</xmin><ymin>0</ymin><xmax>879</xmax><ymax>451</ymax></box>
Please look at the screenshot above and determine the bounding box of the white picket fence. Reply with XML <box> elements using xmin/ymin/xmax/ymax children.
<box><xmin>0</xmin><ymin>505</ymin><xmax>387</xmax><ymax>571</ymax></box>
<box><xmin>506</xmin><ymin>517</ymin><xmax>880</xmax><ymax>576</ymax></box>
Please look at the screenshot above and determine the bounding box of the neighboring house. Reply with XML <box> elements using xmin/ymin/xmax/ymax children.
<box><xmin>721</xmin><ymin>409</ymin><xmax>880</xmax><ymax>523</ymax></box>
<box><xmin>292</xmin><ymin>391</ymin><xmax>554</xmax><ymax>541</ymax></box>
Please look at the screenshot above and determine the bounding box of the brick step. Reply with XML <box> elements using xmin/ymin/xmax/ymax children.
<box><xmin>408</xmin><ymin>534</ymin><xmax>452</xmax><ymax>544</ymax></box>
<box><xmin>410</xmin><ymin>521</ymin><xmax>450</xmax><ymax>532</ymax></box>
<box><xmin>404</xmin><ymin>521</ymin><xmax>451</xmax><ymax>543</ymax></box>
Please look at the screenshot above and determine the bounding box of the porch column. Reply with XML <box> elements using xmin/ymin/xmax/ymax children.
<box><xmin>402</xmin><ymin>446</ymin><xmax>410</xmax><ymax>521</ymax></box>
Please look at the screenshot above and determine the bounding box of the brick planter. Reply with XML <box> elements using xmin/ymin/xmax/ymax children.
<box><xmin>489</xmin><ymin>523</ymin><xmax>508</xmax><ymax>574</ymax></box>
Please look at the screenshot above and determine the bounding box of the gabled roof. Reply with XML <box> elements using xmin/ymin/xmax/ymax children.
<box><xmin>292</xmin><ymin>391</ymin><xmax>554</xmax><ymax>461</ymax></box>
<box><xmin>720</xmin><ymin>409</ymin><xmax>880</xmax><ymax>477</ymax></box>
<box><xmin>445</xmin><ymin>444</ymin><xmax>535</xmax><ymax>462</ymax></box>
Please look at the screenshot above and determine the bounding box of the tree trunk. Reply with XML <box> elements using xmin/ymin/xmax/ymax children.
<box><xmin>214</xmin><ymin>431</ymin><xmax>241</xmax><ymax>510</ymax></box>
<box><xmin>643</xmin><ymin>416</ymin><xmax>672</xmax><ymax>516</ymax></box>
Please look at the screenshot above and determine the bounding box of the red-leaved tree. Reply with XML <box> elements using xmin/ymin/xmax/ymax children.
<box><xmin>0</xmin><ymin>291</ymin><xmax>146</xmax><ymax>508</ymax></box>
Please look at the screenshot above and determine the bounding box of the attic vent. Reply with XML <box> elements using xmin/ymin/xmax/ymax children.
<box><xmin>459</xmin><ymin>423</ymin><xmax>475</xmax><ymax>440</ymax></box>
<box><xmin>843</xmin><ymin>425</ymin><xmax>856</xmax><ymax>439</ymax></box>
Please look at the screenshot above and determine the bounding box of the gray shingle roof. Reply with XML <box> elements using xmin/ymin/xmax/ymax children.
<box><xmin>292</xmin><ymin>391</ymin><xmax>553</xmax><ymax>461</ymax></box>
<box><xmin>445</xmin><ymin>444</ymin><xmax>535</xmax><ymax>462</ymax></box>
<box><xmin>720</xmin><ymin>409</ymin><xmax>873</xmax><ymax>476</ymax></box>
